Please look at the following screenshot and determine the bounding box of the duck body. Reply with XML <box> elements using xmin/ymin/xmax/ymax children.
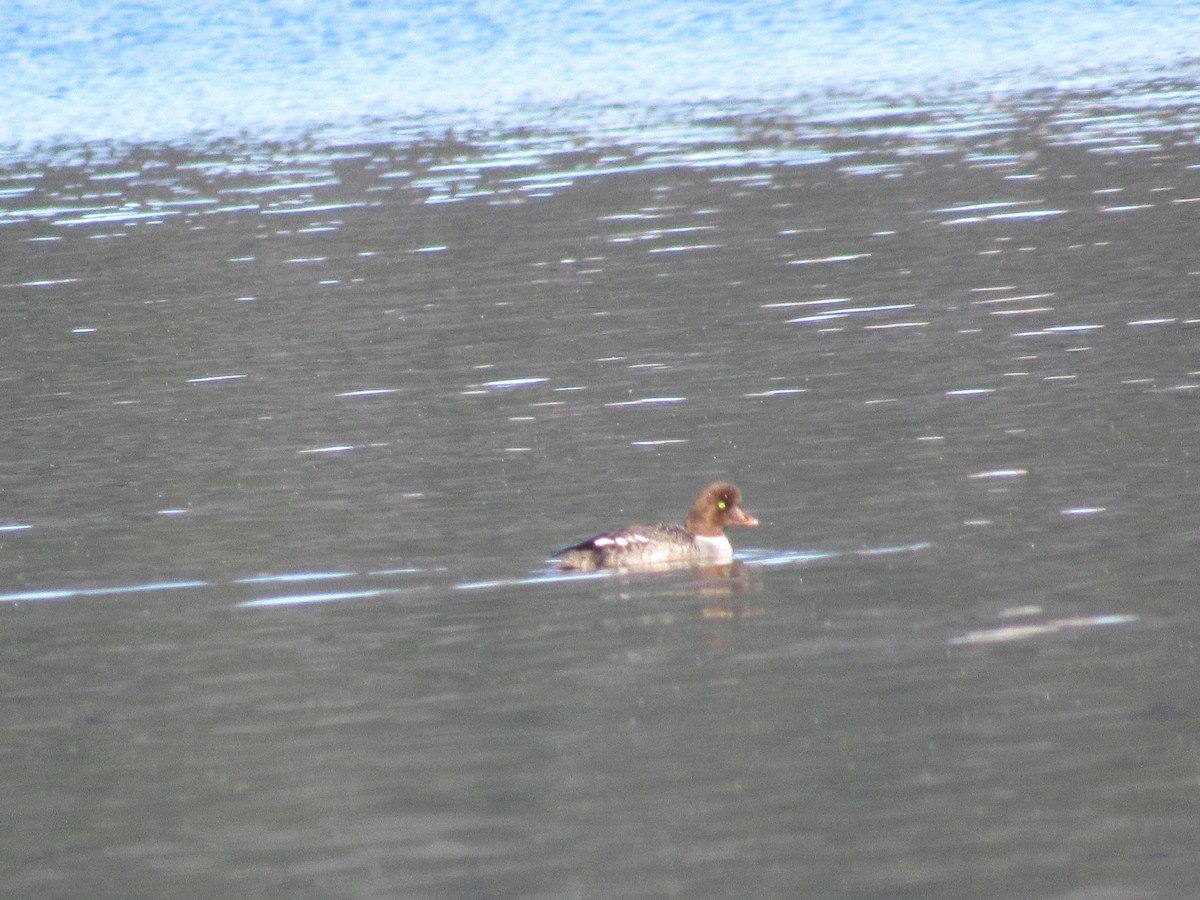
<box><xmin>555</xmin><ymin>482</ymin><xmax>758</xmax><ymax>572</ymax></box>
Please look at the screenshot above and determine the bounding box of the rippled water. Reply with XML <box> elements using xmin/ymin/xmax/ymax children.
<box><xmin>4</xmin><ymin>73</ymin><xmax>1200</xmax><ymax>896</ymax></box>
<box><xmin>5</xmin><ymin>0</ymin><xmax>1200</xmax><ymax>147</ymax></box>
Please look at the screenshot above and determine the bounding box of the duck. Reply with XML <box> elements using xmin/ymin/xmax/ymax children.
<box><xmin>555</xmin><ymin>482</ymin><xmax>758</xmax><ymax>571</ymax></box>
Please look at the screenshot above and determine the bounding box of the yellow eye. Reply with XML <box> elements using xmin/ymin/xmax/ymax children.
<box><xmin>718</xmin><ymin>500</ymin><xmax>727</xmax><ymax>509</ymax></box>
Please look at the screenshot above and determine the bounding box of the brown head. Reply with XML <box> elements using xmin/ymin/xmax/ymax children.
<box><xmin>685</xmin><ymin>482</ymin><xmax>759</xmax><ymax>537</ymax></box>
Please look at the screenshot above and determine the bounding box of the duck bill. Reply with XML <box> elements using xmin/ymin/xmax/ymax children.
<box><xmin>731</xmin><ymin>507</ymin><xmax>759</xmax><ymax>527</ymax></box>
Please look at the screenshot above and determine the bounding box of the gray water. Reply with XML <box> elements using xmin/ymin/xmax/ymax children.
<box><xmin>3</xmin><ymin>79</ymin><xmax>1200</xmax><ymax>897</ymax></box>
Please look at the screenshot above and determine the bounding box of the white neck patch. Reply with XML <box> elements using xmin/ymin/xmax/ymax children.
<box><xmin>692</xmin><ymin>532</ymin><xmax>733</xmax><ymax>562</ymax></box>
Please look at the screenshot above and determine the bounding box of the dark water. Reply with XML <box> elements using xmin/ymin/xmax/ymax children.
<box><xmin>4</xmin><ymin>76</ymin><xmax>1200</xmax><ymax>896</ymax></box>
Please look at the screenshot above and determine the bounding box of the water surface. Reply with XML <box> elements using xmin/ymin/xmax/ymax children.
<box><xmin>3</xmin><ymin>59</ymin><xmax>1200</xmax><ymax>899</ymax></box>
